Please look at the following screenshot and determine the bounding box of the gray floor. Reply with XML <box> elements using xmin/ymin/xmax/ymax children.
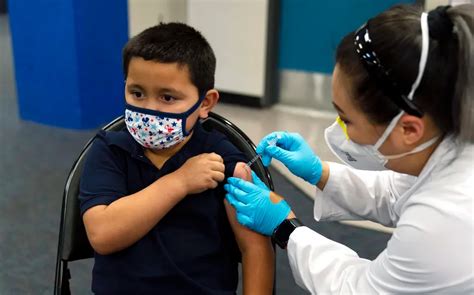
<box><xmin>0</xmin><ymin>14</ymin><xmax>391</xmax><ymax>294</ymax></box>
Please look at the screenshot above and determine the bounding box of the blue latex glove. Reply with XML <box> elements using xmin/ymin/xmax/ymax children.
<box><xmin>224</xmin><ymin>171</ymin><xmax>291</xmax><ymax>236</ymax></box>
<box><xmin>256</xmin><ymin>131</ymin><xmax>323</xmax><ymax>185</ymax></box>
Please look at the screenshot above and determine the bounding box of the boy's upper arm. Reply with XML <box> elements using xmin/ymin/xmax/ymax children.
<box><xmin>209</xmin><ymin>133</ymin><xmax>273</xmax><ymax>257</ymax></box>
<box><xmin>209</xmin><ymin>134</ymin><xmax>249</xmax><ymax>179</ymax></box>
<box><xmin>79</xmin><ymin>134</ymin><xmax>127</xmax><ymax>215</ymax></box>
<box><xmin>233</xmin><ymin>162</ymin><xmax>252</xmax><ymax>181</ymax></box>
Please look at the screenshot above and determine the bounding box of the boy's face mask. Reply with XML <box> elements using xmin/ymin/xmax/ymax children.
<box><xmin>124</xmin><ymin>95</ymin><xmax>205</xmax><ymax>150</ymax></box>
<box><xmin>324</xmin><ymin>113</ymin><xmax>439</xmax><ymax>171</ymax></box>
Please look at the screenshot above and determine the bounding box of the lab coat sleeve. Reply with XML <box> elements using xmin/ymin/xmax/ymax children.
<box><xmin>314</xmin><ymin>162</ymin><xmax>416</xmax><ymax>227</ymax></box>
<box><xmin>288</xmin><ymin>197</ymin><xmax>474</xmax><ymax>294</ymax></box>
<box><xmin>287</xmin><ymin>226</ymin><xmax>374</xmax><ymax>294</ymax></box>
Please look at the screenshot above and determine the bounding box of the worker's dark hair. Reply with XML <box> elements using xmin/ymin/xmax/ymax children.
<box><xmin>123</xmin><ymin>22</ymin><xmax>216</xmax><ymax>96</ymax></box>
<box><xmin>336</xmin><ymin>4</ymin><xmax>474</xmax><ymax>143</ymax></box>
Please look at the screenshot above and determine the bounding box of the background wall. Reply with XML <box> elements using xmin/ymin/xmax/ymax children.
<box><xmin>128</xmin><ymin>0</ymin><xmax>187</xmax><ymax>36</ymax></box>
<box><xmin>187</xmin><ymin>0</ymin><xmax>269</xmax><ymax>98</ymax></box>
<box><xmin>276</xmin><ymin>0</ymin><xmax>472</xmax><ymax>112</ymax></box>
<box><xmin>128</xmin><ymin>0</ymin><xmax>275</xmax><ymax>106</ymax></box>
<box><xmin>277</xmin><ymin>0</ymin><xmax>417</xmax><ymax>112</ymax></box>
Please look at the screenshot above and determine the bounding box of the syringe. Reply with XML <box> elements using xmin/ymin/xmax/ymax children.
<box><xmin>246</xmin><ymin>135</ymin><xmax>281</xmax><ymax>168</ymax></box>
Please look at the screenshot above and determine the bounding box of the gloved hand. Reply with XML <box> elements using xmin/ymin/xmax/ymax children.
<box><xmin>224</xmin><ymin>171</ymin><xmax>291</xmax><ymax>236</ymax></box>
<box><xmin>256</xmin><ymin>131</ymin><xmax>323</xmax><ymax>185</ymax></box>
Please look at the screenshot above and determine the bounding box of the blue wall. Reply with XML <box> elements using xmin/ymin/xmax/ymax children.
<box><xmin>278</xmin><ymin>0</ymin><xmax>416</xmax><ymax>74</ymax></box>
<box><xmin>8</xmin><ymin>0</ymin><xmax>128</xmax><ymax>129</ymax></box>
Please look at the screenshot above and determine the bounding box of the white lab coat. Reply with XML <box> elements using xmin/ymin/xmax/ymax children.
<box><xmin>287</xmin><ymin>136</ymin><xmax>474</xmax><ymax>294</ymax></box>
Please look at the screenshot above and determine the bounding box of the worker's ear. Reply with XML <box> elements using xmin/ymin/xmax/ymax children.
<box><xmin>199</xmin><ymin>89</ymin><xmax>219</xmax><ymax>119</ymax></box>
<box><xmin>398</xmin><ymin>114</ymin><xmax>425</xmax><ymax>146</ymax></box>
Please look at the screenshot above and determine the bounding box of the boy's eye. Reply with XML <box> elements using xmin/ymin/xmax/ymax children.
<box><xmin>130</xmin><ymin>90</ymin><xmax>144</xmax><ymax>99</ymax></box>
<box><xmin>162</xmin><ymin>94</ymin><xmax>176</xmax><ymax>102</ymax></box>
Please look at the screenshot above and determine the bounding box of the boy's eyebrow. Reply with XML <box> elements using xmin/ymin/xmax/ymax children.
<box><xmin>160</xmin><ymin>87</ymin><xmax>187</xmax><ymax>98</ymax></box>
<box><xmin>126</xmin><ymin>84</ymin><xmax>187</xmax><ymax>98</ymax></box>
<box><xmin>332</xmin><ymin>102</ymin><xmax>345</xmax><ymax>114</ymax></box>
<box><xmin>126</xmin><ymin>83</ymin><xmax>144</xmax><ymax>90</ymax></box>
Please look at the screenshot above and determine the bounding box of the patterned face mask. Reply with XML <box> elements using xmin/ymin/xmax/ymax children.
<box><xmin>124</xmin><ymin>95</ymin><xmax>204</xmax><ymax>149</ymax></box>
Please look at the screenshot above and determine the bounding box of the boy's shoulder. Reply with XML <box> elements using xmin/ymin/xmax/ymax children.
<box><xmin>91</xmin><ymin>128</ymin><xmax>138</xmax><ymax>156</ymax></box>
<box><xmin>192</xmin><ymin>122</ymin><xmax>237</xmax><ymax>153</ymax></box>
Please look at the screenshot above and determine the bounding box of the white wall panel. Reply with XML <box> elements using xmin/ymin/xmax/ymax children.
<box><xmin>128</xmin><ymin>0</ymin><xmax>187</xmax><ymax>37</ymax></box>
<box><xmin>187</xmin><ymin>0</ymin><xmax>268</xmax><ymax>97</ymax></box>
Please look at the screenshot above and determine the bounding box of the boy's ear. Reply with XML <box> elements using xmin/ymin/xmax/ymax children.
<box><xmin>199</xmin><ymin>89</ymin><xmax>220</xmax><ymax>119</ymax></box>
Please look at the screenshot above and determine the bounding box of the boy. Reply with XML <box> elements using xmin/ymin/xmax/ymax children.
<box><xmin>79</xmin><ymin>23</ymin><xmax>274</xmax><ymax>294</ymax></box>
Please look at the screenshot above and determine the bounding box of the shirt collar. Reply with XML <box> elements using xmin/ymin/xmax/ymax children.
<box><xmin>104</xmin><ymin>121</ymin><xmax>204</xmax><ymax>161</ymax></box>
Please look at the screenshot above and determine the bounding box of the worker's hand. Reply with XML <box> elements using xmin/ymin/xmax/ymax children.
<box><xmin>256</xmin><ymin>131</ymin><xmax>323</xmax><ymax>185</ymax></box>
<box><xmin>224</xmin><ymin>171</ymin><xmax>291</xmax><ymax>236</ymax></box>
<box><xmin>176</xmin><ymin>153</ymin><xmax>225</xmax><ymax>194</ymax></box>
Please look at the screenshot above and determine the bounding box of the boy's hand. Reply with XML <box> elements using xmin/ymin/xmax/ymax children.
<box><xmin>176</xmin><ymin>152</ymin><xmax>225</xmax><ymax>194</ymax></box>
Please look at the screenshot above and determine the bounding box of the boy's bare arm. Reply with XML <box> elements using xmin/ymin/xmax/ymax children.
<box><xmin>224</xmin><ymin>162</ymin><xmax>274</xmax><ymax>295</ymax></box>
<box><xmin>83</xmin><ymin>153</ymin><xmax>224</xmax><ymax>255</ymax></box>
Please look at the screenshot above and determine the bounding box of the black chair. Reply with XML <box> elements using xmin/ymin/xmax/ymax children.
<box><xmin>54</xmin><ymin>112</ymin><xmax>274</xmax><ymax>295</ymax></box>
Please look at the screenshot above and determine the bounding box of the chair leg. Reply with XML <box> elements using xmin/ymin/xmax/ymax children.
<box><xmin>54</xmin><ymin>259</ymin><xmax>71</xmax><ymax>295</ymax></box>
<box><xmin>61</xmin><ymin>266</ymin><xmax>71</xmax><ymax>295</ymax></box>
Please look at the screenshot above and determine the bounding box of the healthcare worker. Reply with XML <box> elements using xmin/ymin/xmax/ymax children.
<box><xmin>224</xmin><ymin>4</ymin><xmax>474</xmax><ymax>294</ymax></box>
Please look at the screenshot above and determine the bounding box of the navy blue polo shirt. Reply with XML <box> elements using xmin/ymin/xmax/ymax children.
<box><xmin>79</xmin><ymin>121</ymin><xmax>247</xmax><ymax>294</ymax></box>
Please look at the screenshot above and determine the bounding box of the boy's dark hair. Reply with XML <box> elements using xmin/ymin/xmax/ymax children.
<box><xmin>123</xmin><ymin>22</ymin><xmax>216</xmax><ymax>95</ymax></box>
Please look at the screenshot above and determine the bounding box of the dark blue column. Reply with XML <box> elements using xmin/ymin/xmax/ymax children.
<box><xmin>8</xmin><ymin>0</ymin><xmax>128</xmax><ymax>129</ymax></box>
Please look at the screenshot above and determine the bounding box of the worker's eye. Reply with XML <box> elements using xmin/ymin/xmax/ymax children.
<box><xmin>340</xmin><ymin>117</ymin><xmax>351</xmax><ymax>125</ymax></box>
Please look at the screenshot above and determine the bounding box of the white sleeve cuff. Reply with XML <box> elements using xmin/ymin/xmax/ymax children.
<box><xmin>314</xmin><ymin>162</ymin><xmax>354</xmax><ymax>221</ymax></box>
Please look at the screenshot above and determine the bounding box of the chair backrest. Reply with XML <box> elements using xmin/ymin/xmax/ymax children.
<box><xmin>54</xmin><ymin>112</ymin><xmax>273</xmax><ymax>294</ymax></box>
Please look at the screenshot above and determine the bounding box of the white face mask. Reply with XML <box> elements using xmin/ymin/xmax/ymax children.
<box><xmin>324</xmin><ymin>112</ymin><xmax>439</xmax><ymax>171</ymax></box>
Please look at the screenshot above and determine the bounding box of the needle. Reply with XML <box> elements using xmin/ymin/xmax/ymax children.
<box><xmin>246</xmin><ymin>135</ymin><xmax>281</xmax><ymax>168</ymax></box>
<box><xmin>246</xmin><ymin>154</ymin><xmax>262</xmax><ymax>168</ymax></box>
